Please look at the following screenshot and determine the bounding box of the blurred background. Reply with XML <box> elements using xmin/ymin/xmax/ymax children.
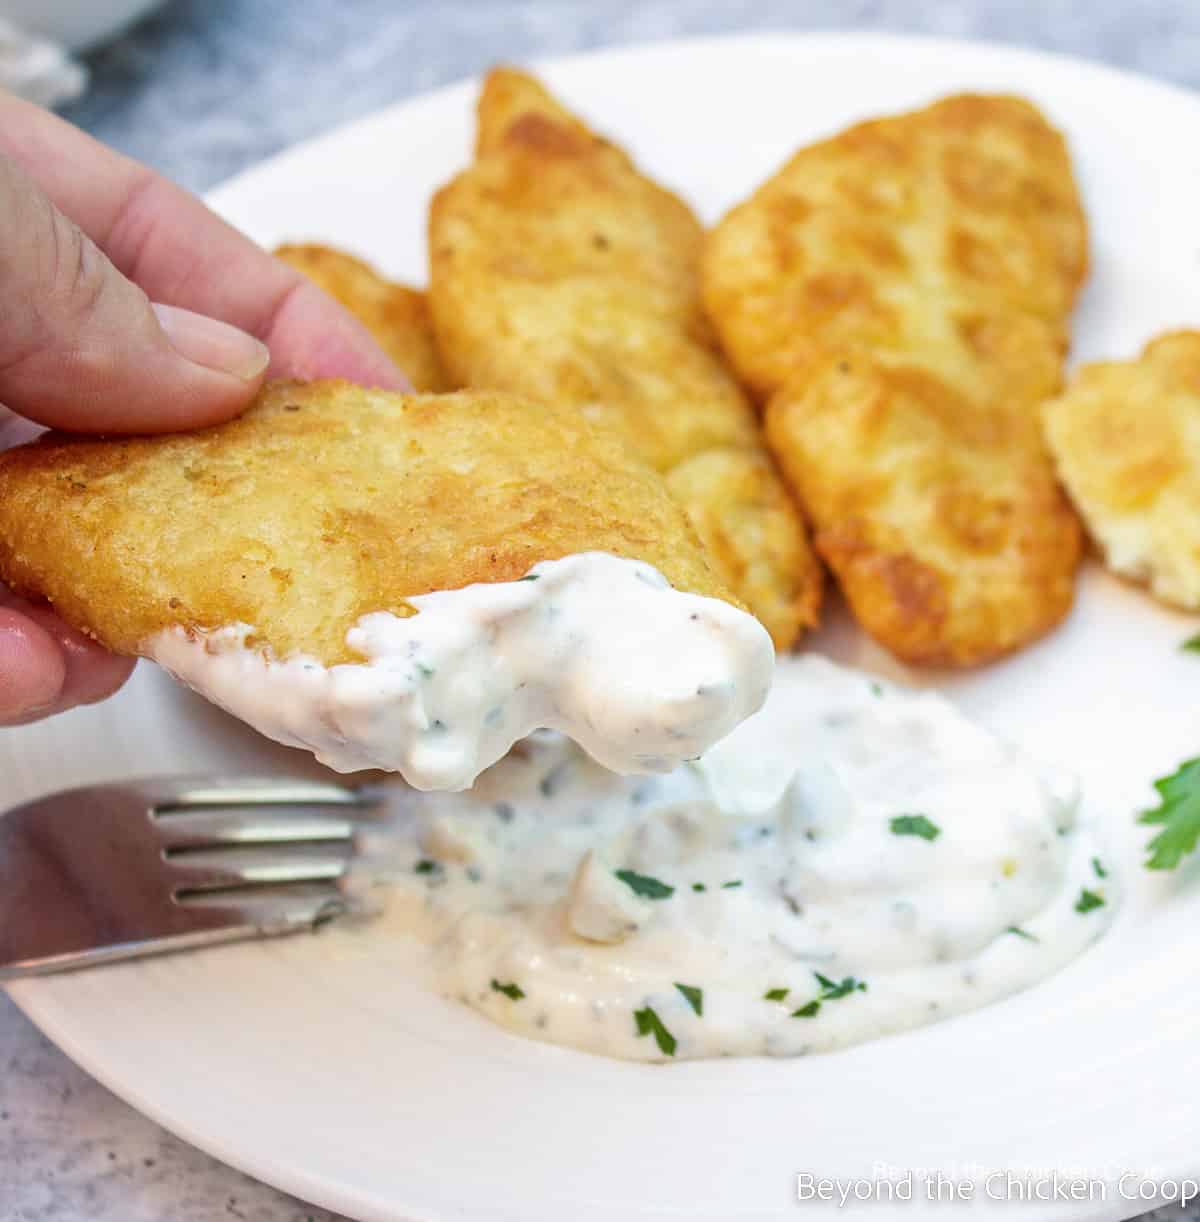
<box><xmin>2</xmin><ymin>2</ymin><xmax>1200</xmax><ymax>1220</ymax></box>
<box><xmin>2</xmin><ymin>0</ymin><xmax>1198</xmax><ymax>192</ymax></box>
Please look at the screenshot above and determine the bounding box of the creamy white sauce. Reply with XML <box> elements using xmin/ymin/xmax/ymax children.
<box><xmin>147</xmin><ymin>552</ymin><xmax>773</xmax><ymax>792</ymax></box>
<box><xmin>361</xmin><ymin>656</ymin><xmax>1115</xmax><ymax>1061</ymax></box>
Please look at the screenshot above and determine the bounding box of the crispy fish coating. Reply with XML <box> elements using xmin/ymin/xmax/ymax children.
<box><xmin>1044</xmin><ymin>331</ymin><xmax>1200</xmax><ymax>609</ymax></box>
<box><xmin>705</xmin><ymin>94</ymin><xmax>1087</xmax><ymax>666</ymax></box>
<box><xmin>703</xmin><ymin>94</ymin><xmax>1088</xmax><ymax>401</ymax></box>
<box><xmin>664</xmin><ymin>447</ymin><xmax>816</xmax><ymax>653</ymax></box>
<box><xmin>768</xmin><ymin>353</ymin><xmax>1081</xmax><ymax>665</ymax></box>
<box><xmin>0</xmin><ymin>381</ymin><xmax>734</xmax><ymax>667</ymax></box>
<box><xmin>428</xmin><ymin>67</ymin><xmax>821</xmax><ymax>648</ymax></box>
<box><xmin>275</xmin><ymin>243</ymin><xmax>450</xmax><ymax>392</ymax></box>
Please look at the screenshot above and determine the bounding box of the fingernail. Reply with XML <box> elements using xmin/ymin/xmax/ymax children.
<box><xmin>152</xmin><ymin>303</ymin><xmax>270</xmax><ymax>382</ymax></box>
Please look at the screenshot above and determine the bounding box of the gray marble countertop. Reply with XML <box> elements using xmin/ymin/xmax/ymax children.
<box><xmin>3</xmin><ymin>1</ymin><xmax>1200</xmax><ymax>1219</ymax></box>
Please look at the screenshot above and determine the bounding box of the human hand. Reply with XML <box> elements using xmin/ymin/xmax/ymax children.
<box><xmin>0</xmin><ymin>90</ymin><xmax>407</xmax><ymax>726</ymax></box>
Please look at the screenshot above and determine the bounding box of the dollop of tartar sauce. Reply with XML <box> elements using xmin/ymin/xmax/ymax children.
<box><xmin>363</xmin><ymin>656</ymin><xmax>1116</xmax><ymax>1061</ymax></box>
<box><xmin>146</xmin><ymin>552</ymin><xmax>773</xmax><ymax>792</ymax></box>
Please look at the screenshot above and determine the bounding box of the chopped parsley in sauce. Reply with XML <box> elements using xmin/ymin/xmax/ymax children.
<box><xmin>790</xmin><ymin>972</ymin><xmax>867</xmax><ymax>1019</ymax></box>
<box><xmin>634</xmin><ymin>1006</ymin><xmax>677</xmax><ymax>1056</ymax></box>
<box><xmin>890</xmin><ymin>814</ymin><xmax>941</xmax><ymax>841</ymax></box>
<box><xmin>815</xmin><ymin>972</ymin><xmax>868</xmax><ymax>1000</ymax></box>
<box><xmin>675</xmin><ymin>984</ymin><xmax>703</xmax><ymax>1016</ymax></box>
<box><xmin>615</xmin><ymin>869</ymin><xmax>675</xmax><ymax>899</ymax></box>
<box><xmin>1074</xmin><ymin>889</ymin><xmax>1106</xmax><ymax>914</ymax></box>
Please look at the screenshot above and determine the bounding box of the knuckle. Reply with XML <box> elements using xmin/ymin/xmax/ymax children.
<box><xmin>41</xmin><ymin>206</ymin><xmax>110</xmax><ymax>332</ymax></box>
<box><xmin>0</xmin><ymin>154</ymin><xmax>129</xmax><ymax>378</ymax></box>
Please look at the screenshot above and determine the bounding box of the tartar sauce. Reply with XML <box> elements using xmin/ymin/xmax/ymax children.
<box><xmin>364</xmin><ymin>656</ymin><xmax>1115</xmax><ymax>1061</ymax></box>
<box><xmin>147</xmin><ymin>552</ymin><xmax>774</xmax><ymax>792</ymax></box>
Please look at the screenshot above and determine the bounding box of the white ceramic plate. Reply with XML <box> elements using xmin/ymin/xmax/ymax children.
<box><xmin>6</xmin><ymin>32</ymin><xmax>1200</xmax><ymax>1222</ymax></box>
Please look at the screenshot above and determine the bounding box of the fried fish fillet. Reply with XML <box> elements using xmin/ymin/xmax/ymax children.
<box><xmin>275</xmin><ymin>243</ymin><xmax>450</xmax><ymax>392</ymax></box>
<box><xmin>704</xmin><ymin>94</ymin><xmax>1087</xmax><ymax>666</ymax></box>
<box><xmin>0</xmin><ymin>381</ymin><xmax>734</xmax><ymax>666</ymax></box>
<box><xmin>427</xmin><ymin>67</ymin><xmax>821</xmax><ymax>649</ymax></box>
<box><xmin>1044</xmin><ymin>331</ymin><xmax>1200</xmax><ymax>609</ymax></box>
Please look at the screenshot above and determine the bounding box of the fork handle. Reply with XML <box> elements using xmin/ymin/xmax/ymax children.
<box><xmin>0</xmin><ymin>901</ymin><xmax>343</xmax><ymax>980</ymax></box>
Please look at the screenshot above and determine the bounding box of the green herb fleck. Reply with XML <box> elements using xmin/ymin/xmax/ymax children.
<box><xmin>721</xmin><ymin>879</ymin><xmax>743</xmax><ymax>889</ymax></box>
<box><xmin>1140</xmin><ymin>757</ymin><xmax>1200</xmax><ymax>869</ymax></box>
<box><xmin>763</xmin><ymin>987</ymin><xmax>790</xmax><ymax>1002</ymax></box>
<box><xmin>518</xmin><ymin>574</ymin><xmax>539</xmax><ymax>582</ymax></box>
<box><xmin>1091</xmin><ymin>856</ymin><xmax>1108</xmax><ymax>880</ymax></box>
<box><xmin>490</xmin><ymin>979</ymin><xmax>525</xmax><ymax>1001</ymax></box>
<box><xmin>1006</xmin><ymin>925</ymin><xmax>1039</xmax><ymax>942</ymax></box>
<box><xmin>634</xmin><ymin>1005</ymin><xmax>677</xmax><ymax>1056</ymax></box>
<box><xmin>691</xmin><ymin>882</ymin><xmax>707</xmax><ymax>892</ymax></box>
<box><xmin>615</xmin><ymin>869</ymin><xmax>674</xmax><ymax>900</ymax></box>
<box><xmin>1181</xmin><ymin>632</ymin><xmax>1200</xmax><ymax>653</ymax></box>
<box><xmin>814</xmin><ymin>971</ymin><xmax>868</xmax><ymax>1000</ymax></box>
<box><xmin>869</xmin><ymin>681</ymin><xmax>883</xmax><ymax>697</ymax></box>
<box><xmin>675</xmin><ymin>983</ymin><xmax>703</xmax><ymax>1016</ymax></box>
<box><xmin>416</xmin><ymin>662</ymin><xmax>435</xmax><ymax>678</ymax></box>
<box><xmin>791</xmin><ymin>972</ymin><xmax>866</xmax><ymax>1018</ymax></box>
<box><xmin>889</xmin><ymin>814</ymin><xmax>942</xmax><ymax>841</ymax></box>
<box><xmin>414</xmin><ymin>858</ymin><xmax>440</xmax><ymax>875</ymax></box>
<box><xmin>1075</xmin><ymin>888</ymin><xmax>1106</xmax><ymax>914</ymax></box>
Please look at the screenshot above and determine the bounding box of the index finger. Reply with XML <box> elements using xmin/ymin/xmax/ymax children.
<box><xmin>0</xmin><ymin>91</ymin><xmax>408</xmax><ymax>390</ymax></box>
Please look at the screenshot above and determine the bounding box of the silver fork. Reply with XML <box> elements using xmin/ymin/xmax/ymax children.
<box><xmin>0</xmin><ymin>776</ymin><xmax>380</xmax><ymax>979</ymax></box>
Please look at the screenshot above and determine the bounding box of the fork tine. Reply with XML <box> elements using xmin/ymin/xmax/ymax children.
<box><xmin>154</xmin><ymin>809</ymin><xmax>356</xmax><ymax>850</ymax></box>
<box><xmin>144</xmin><ymin>776</ymin><xmax>374</xmax><ymax>811</ymax></box>
<box><xmin>175</xmin><ymin>883</ymin><xmax>349</xmax><ymax>934</ymax></box>
<box><xmin>165</xmin><ymin>846</ymin><xmax>353</xmax><ymax>893</ymax></box>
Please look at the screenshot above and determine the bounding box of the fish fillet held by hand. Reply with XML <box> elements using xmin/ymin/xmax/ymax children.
<box><xmin>0</xmin><ymin>382</ymin><xmax>774</xmax><ymax>789</ymax></box>
<box><xmin>1045</xmin><ymin>330</ymin><xmax>1200</xmax><ymax>609</ymax></box>
<box><xmin>275</xmin><ymin>243</ymin><xmax>450</xmax><ymax>392</ymax></box>
<box><xmin>428</xmin><ymin>67</ymin><xmax>821</xmax><ymax>650</ymax></box>
<box><xmin>703</xmin><ymin>94</ymin><xmax>1086</xmax><ymax>666</ymax></box>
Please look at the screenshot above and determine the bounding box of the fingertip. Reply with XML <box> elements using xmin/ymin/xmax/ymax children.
<box><xmin>6</xmin><ymin>317</ymin><xmax>269</xmax><ymax>435</ymax></box>
<box><xmin>153</xmin><ymin>304</ymin><xmax>271</xmax><ymax>384</ymax></box>
<box><xmin>264</xmin><ymin>280</ymin><xmax>413</xmax><ymax>391</ymax></box>
<box><xmin>16</xmin><ymin>601</ymin><xmax>134</xmax><ymax>710</ymax></box>
<box><xmin>356</xmin><ymin>361</ymin><xmax>414</xmax><ymax>394</ymax></box>
<box><xmin>58</xmin><ymin>636</ymin><xmax>135</xmax><ymax>708</ymax></box>
<box><xmin>69</xmin><ymin>653</ymin><xmax>135</xmax><ymax>708</ymax></box>
<box><xmin>0</xmin><ymin>608</ymin><xmax>67</xmax><ymax>724</ymax></box>
<box><xmin>131</xmin><ymin>302</ymin><xmax>270</xmax><ymax>431</ymax></box>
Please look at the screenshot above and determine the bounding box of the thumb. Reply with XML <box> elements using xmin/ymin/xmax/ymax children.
<box><xmin>0</xmin><ymin>154</ymin><xmax>269</xmax><ymax>434</ymax></box>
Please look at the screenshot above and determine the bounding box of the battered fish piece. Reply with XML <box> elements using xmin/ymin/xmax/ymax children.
<box><xmin>768</xmin><ymin>353</ymin><xmax>1081</xmax><ymax>666</ymax></box>
<box><xmin>275</xmin><ymin>243</ymin><xmax>450</xmax><ymax>392</ymax></box>
<box><xmin>428</xmin><ymin>67</ymin><xmax>821</xmax><ymax>649</ymax></box>
<box><xmin>0</xmin><ymin>382</ymin><xmax>774</xmax><ymax>788</ymax></box>
<box><xmin>1044</xmin><ymin>331</ymin><xmax>1200</xmax><ymax>609</ymax></box>
<box><xmin>0</xmin><ymin>381</ymin><xmax>734</xmax><ymax>662</ymax></box>
<box><xmin>704</xmin><ymin>94</ymin><xmax>1087</xmax><ymax>666</ymax></box>
<box><xmin>703</xmin><ymin>94</ymin><xmax>1088</xmax><ymax>401</ymax></box>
